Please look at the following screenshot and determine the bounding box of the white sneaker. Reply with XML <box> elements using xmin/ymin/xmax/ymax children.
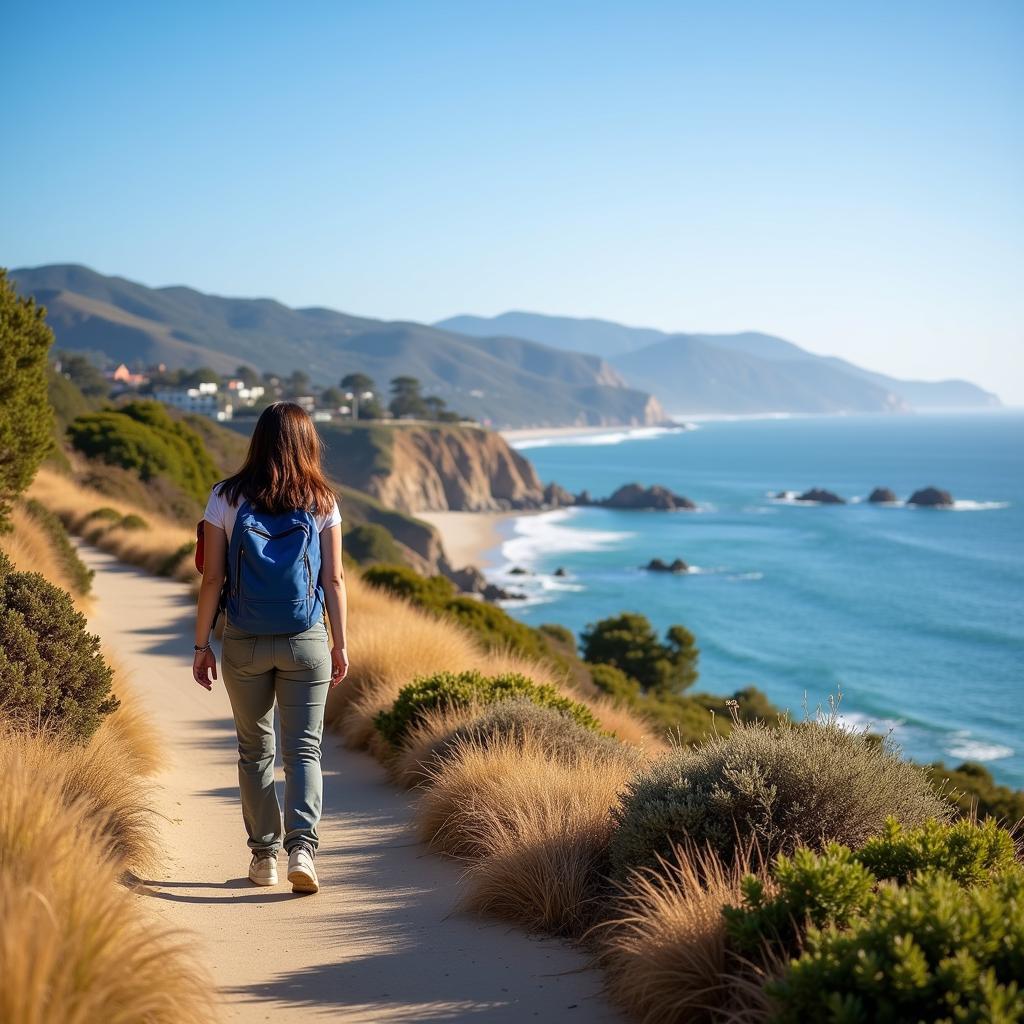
<box><xmin>248</xmin><ymin>851</ymin><xmax>278</xmax><ymax>886</ymax></box>
<box><xmin>287</xmin><ymin>844</ymin><xmax>319</xmax><ymax>894</ymax></box>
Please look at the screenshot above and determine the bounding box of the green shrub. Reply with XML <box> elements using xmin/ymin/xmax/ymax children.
<box><xmin>84</xmin><ymin>506</ymin><xmax>123</xmax><ymax>525</ymax></box>
<box><xmin>375</xmin><ymin>670</ymin><xmax>601</xmax><ymax>747</ymax></box>
<box><xmin>362</xmin><ymin>563</ymin><xmax>456</xmax><ymax>605</ymax></box>
<box><xmin>856</xmin><ymin>815</ymin><xmax>1016</xmax><ymax>887</ymax></box>
<box><xmin>767</xmin><ymin>867</ymin><xmax>1024</xmax><ymax>1023</ymax></box>
<box><xmin>581</xmin><ymin>612</ymin><xmax>700</xmax><ymax>694</ymax></box>
<box><xmin>0</xmin><ymin>271</ymin><xmax>54</xmax><ymax>529</ymax></box>
<box><xmin>724</xmin><ymin>844</ymin><xmax>876</xmax><ymax>958</ymax></box>
<box><xmin>588</xmin><ymin>661</ymin><xmax>641</xmax><ymax>702</ymax></box>
<box><xmin>67</xmin><ymin>401</ymin><xmax>218</xmax><ymax>504</ymax></box>
<box><xmin>0</xmin><ymin>551</ymin><xmax>117</xmax><ymax>740</ymax></box>
<box><xmin>363</xmin><ymin>563</ymin><xmax>551</xmax><ymax>661</ymax></box>
<box><xmin>441</xmin><ymin>596</ymin><xmax>549</xmax><ymax>660</ymax></box>
<box><xmin>156</xmin><ymin>540</ymin><xmax>196</xmax><ymax>578</ymax></box>
<box><xmin>428</xmin><ymin>698</ymin><xmax>626</xmax><ymax>768</ymax></box>
<box><xmin>607</xmin><ymin>716</ymin><xmax>951</xmax><ymax>878</ymax></box>
<box><xmin>344</xmin><ymin>523</ymin><xmax>405</xmax><ymax>566</ymax></box>
<box><xmin>22</xmin><ymin>499</ymin><xmax>94</xmax><ymax>596</ymax></box>
<box><xmin>724</xmin><ymin>817</ymin><xmax>1019</xmax><ymax>964</ymax></box>
<box><xmin>117</xmin><ymin>513</ymin><xmax>150</xmax><ymax>531</ymax></box>
<box><xmin>932</xmin><ymin>760</ymin><xmax>1024</xmax><ymax>824</ymax></box>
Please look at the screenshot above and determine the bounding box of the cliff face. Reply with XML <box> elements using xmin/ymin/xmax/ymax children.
<box><xmin>369</xmin><ymin>425</ymin><xmax>545</xmax><ymax>514</ymax></box>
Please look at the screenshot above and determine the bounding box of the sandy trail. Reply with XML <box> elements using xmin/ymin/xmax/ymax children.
<box><xmin>81</xmin><ymin>545</ymin><xmax>618</xmax><ymax>1023</ymax></box>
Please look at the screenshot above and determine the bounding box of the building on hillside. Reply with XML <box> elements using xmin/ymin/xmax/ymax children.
<box><xmin>154</xmin><ymin>381</ymin><xmax>232</xmax><ymax>421</ymax></box>
<box><xmin>106</xmin><ymin>363</ymin><xmax>149</xmax><ymax>388</ymax></box>
<box><xmin>225</xmin><ymin>380</ymin><xmax>266</xmax><ymax>407</ymax></box>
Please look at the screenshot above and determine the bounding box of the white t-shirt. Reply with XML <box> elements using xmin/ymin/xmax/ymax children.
<box><xmin>203</xmin><ymin>484</ymin><xmax>342</xmax><ymax>542</ymax></box>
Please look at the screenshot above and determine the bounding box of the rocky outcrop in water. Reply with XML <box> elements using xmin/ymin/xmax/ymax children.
<box><xmin>908</xmin><ymin>486</ymin><xmax>954</xmax><ymax>507</ymax></box>
<box><xmin>796</xmin><ymin>488</ymin><xmax>845</xmax><ymax>504</ymax></box>
<box><xmin>644</xmin><ymin>557</ymin><xmax>689</xmax><ymax>573</ymax></box>
<box><xmin>868</xmin><ymin>487</ymin><xmax>898</xmax><ymax>503</ymax></box>
<box><xmin>543</xmin><ymin>481</ymin><xmax>576</xmax><ymax>507</ymax></box>
<box><xmin>582</xmin><ymin>483</ymin><xmax>697</xmax><ymax>510</ymax></box>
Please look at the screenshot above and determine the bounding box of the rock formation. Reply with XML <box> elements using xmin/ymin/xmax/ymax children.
<box><xmin>908</xmin><ymin>486</ymin><xmax>954</xmax><ymax>507</ymax></box>
<box><xmin>796</xmin><ymin>488</ymin><xmax>845</xmax><ymax>504</ymax></box>
<box><xmin>868</xmin><ymin>487</ymin><xmax>898</xmax><ymax>503</ymax></box>
<box><xmin>644</xmin><ymin>557</ymin><xmax>689</xmax><ymax>573</ymax></box>
<box><xmin>582</xmin><ymin>483</ymin><xmax>697</xmax><ymax>510</ymax></box>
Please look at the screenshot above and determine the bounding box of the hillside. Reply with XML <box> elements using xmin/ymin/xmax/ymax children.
<box><xmin>437</xmin><ymin>312</ymin><xmax>1000</xmax><ymax>413</ymax></box>
<box><xmin>10</xmin><ymin>265</ymin><xmax>662</xmax><ymax>429</ymax></box>
<box><xmin>228</xmin><ymin>419</ymin><xmax>549</xmax><ymax>515</ymax></box>
<box><xmin>611</xmin><ymin>335</ymin><xmax>906</xmax><ymax>415</ymax></box>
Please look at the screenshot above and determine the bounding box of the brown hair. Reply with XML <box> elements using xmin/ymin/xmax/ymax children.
<box><xmin>219</xmin><ymin>402</ymin><xmax>336</xmax><ymax>516</ymax></box>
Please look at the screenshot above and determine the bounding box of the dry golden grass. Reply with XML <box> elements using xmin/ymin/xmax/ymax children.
<box><xmin>0</xmin><ymin>718</ymin><xmax>159</xmax><ymax>877</ymax></box>
<box><xmin>597</xmin><ymin>845</ymin><xmax>772</xmax><ymax>1024</ymax></box>
<box><xmin>0</xmin><ymin>755</ymin><xmax>216</xmax><ymax>1024</ymax></box>
<box><xmin>29</xmin><ymin>466</ymin><xmax>198</xmax><ymax>584</ymax></box>
<box><xmin>0</xmin><ymin>503</ymin><xmax>87</xmax><ymax>606</ymax></box>
<box><xmin>389</xmin><ymin>704</ymin><xmax>481</xmax><ymax>788</ymax></box>
<box><xmin>101</xmin><ymin>656</ymin><xmax>163</xmax><ymax>778</ymax></box>
<box><xmin>417</xmin><ymin>734</ymin><xmax>642</xmax><ymax>935</ymax></box>
<box><xmin>327</xmin><ymin>574</ymin><xmax>495</xmax><ymax>749</ymax></box>
<box><xmin>587</xmin><ymin>695</ymin><xmax>668</xmax><ymax>752</ymax></box>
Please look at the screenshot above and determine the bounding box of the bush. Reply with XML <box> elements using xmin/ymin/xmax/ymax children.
<box><xmin>856</xmin><ymin>815</ymin><xmax>1016</xmax><ymax>887</ymax></box>
<box><xmin>117</xmin><ymin>513</ymin><xmax>150</xmax><ymax>531</ymax></box>
<box><xmin>0</xmin><ymin>271</ymin><xmax>54</xmax><ymax>529</ymax></box>
<box><xmin>724</xmin><ymin>817</ymin><xmax>1019</xmax><ymax>964</ymax></box>
<box><xmin>84</xmin><ymin>506</ymin><xmax>123</xmax><ymax>525</ymax></box>
<box><xmin>932</xmin><ymin>760</ymin><xmax>1024</xmax><ymax>824</ymax></box>
<box><xmin>0</xmin><ymin>551</ymin><xmax>117</xmax><ymax>740</ymax></box>
<box><xmin>375</xmin><ymin>670</ymin><xmax>601</xmax><ymax>747</ymax></box>
<box><xmin>767</xmin><ymin>867</ymin><xmax>1024</xmax><ymax>1023</ymax></box>
<box><xmin>156</xmin><ymin>540</ymin><xmax>196</xmax><ymax>577</ymax></box>
<box><xmin>581</xmin><ymin>612</ymin><xmax>699</xmax><ymax>694</ymax></box>
<box><xmin>607</xmin><ymin>716</ymin><xmax>951</xmax><ymax>878</ymax></box>
<box><xmin>67</xmin><ymin>401</ymin><xmax>218</xmax><ymax>504</ymax></box>
<box><xmin>429</xmin><ymin>698</ymin><xmax>626</xmax><ymax>768</ymax></box>
<box><xmin>362</xmin><ymin>563</ymin><xmax>456</xmax><ymax>605</ymax></box>
<box><xmin>22</xmin><ymin>499</ymin><xmax>94</xmax><ymax>596</ymax></box>
<box><xmin>364</xmin><ymin>563</ymin><xmax>552</xmax><ymax>661</ymax></box>
<box><xmin>345</xmin><ymin>523</ymin><xmax>405</xmax><ymax>566</ymax></box>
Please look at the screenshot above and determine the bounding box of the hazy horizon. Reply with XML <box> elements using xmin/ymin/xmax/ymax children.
<box><xmin>3</xmin><ymin>2</ymin><xmax>1021</xmax><ymax>400</ymax></box>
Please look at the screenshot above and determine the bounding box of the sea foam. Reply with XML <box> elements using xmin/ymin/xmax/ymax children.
<box><xmin>499</xmin><ymin>508</ymin><xmax>633</xmax><ymax>567</ymax></box>
<box><xmin>510</xmin><ymin>425</ymin><xmax>686</xmax><ymax>450</ymax></box>
<box><xmin>945</xmin><ymin>733</ymin><xmax>1014</xmax><ymax>761</ymax></box>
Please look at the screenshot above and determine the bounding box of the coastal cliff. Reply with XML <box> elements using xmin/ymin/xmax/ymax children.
<box><xmin>318</xmin><ymin>421</ymin><xmax>546</xmax><ymax>514</ymax></box>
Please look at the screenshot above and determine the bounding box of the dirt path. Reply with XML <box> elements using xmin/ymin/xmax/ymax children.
<box><xmin>81</xmin><ymin>545</ymin><xmax>618</xmax><ymax>1023</ymax></box>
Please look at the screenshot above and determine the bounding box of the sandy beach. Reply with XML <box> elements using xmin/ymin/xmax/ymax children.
<box><xmin>415</xmin><ymin>509</ymin><xmax>521</xmax><ymax>569</ymax></box>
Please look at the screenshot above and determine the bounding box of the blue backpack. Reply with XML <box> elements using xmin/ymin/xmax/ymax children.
<box><xmin>225</xmin><ymin>500</ymin><xmax>324</xmax><ymax>634</ymax></box>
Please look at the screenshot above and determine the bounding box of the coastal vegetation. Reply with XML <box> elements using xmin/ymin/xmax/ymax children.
<box><xmin>3</xmin><ymin>275</ymin><xmax>1020</xmax><ymax>1021</ymax></box>
<box><xmin>0</xmin><ymin>291</ymin><xmax>215</xmax><ymax>1020</ymax></box>
<box><xmin>0</xmin><ymin>270</ymin><xmax>53</xmax><ymax>528</ymax></box>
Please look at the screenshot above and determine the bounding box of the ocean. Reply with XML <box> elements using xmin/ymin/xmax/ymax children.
<box><xmin>484</xmin><ymin>411</ymin><xmax>1024</xmax><ymax>788</ymax></box>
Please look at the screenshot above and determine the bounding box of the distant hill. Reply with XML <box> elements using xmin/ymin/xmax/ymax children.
<box><xmin>10</xmin><ymin>265</ymin><xmax>661</xmax><ymax>429</ymax></box>
<box><xmin>437</xmin><ymin>312</ymin><xmax>1000</xmax><ymax>413</ymax></box>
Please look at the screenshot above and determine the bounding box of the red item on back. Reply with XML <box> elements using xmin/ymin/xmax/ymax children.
<box><xmin>195</xmin><ymin>520</ymin><xmax>206</xmax><ymax>573</ymax></box>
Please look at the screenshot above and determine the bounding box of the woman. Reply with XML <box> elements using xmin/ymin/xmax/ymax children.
<box><xmin>192</xmin><ymin>402</ymin><xmax>348</xmax><ymax>895</ymax></box>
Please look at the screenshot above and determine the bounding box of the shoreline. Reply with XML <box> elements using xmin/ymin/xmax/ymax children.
<box><xmin>416</xmin><ymin>509</ymin><xmax>536</xmax><ymax>570</ymax></box>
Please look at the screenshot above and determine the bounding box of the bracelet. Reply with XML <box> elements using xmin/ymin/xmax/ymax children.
<box><xmin>194</xmin><ymin>643</ymin><xmax>211</xmax><ymax>653</ymax></box>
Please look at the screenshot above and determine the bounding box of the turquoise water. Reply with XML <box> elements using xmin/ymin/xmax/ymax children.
<box><xmin>487</xmin><ymin>412</ymin><xmax>1024</xmax><ymax>787</ymax></box>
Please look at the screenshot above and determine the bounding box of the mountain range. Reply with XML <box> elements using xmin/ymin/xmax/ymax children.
<box><xmin>10</xmin><ymin>265</ymin><xmax>999</xmax><ymax>425</ymax></box>
<box><xmin>437</xmin><ymin>313</ymin><xmax>1000</xmax><ymax>414</ymax></box>
<box><xmin>10</xmin><ymin>265</ymin><xmax>659</xmax><ymax>429</ymax></box>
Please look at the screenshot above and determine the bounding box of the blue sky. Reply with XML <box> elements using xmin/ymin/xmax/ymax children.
<box><xmin>3</xmin><ymin>1</ymin><xmax>1022</xmax><ymax>401</ymax></box>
